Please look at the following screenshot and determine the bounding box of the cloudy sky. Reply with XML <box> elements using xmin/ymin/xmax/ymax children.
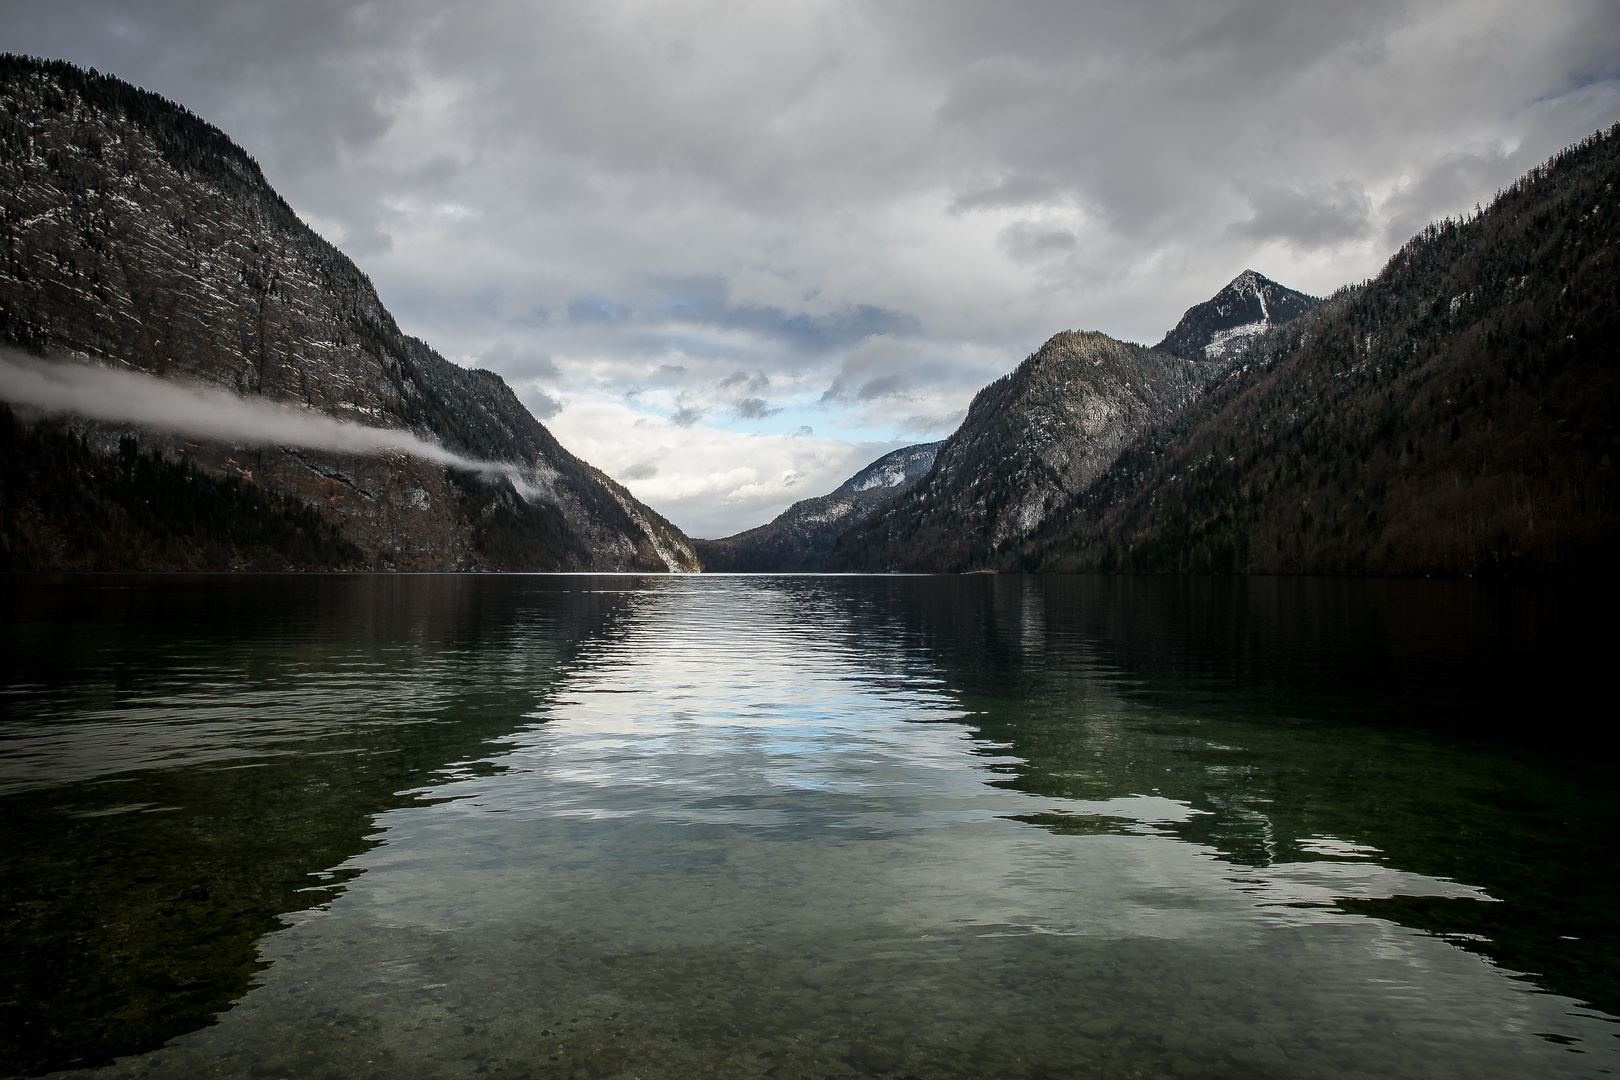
<box><xmin>4</xmin><ymin>1</ymin><xmax>1618</xmax><ymax>536</ymax></box>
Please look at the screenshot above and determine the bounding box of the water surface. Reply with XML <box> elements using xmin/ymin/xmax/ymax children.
<box><xmin>1</xmin><ymin>574</ymin><xmax>1614</xmax><ymax>1079</ymax></box>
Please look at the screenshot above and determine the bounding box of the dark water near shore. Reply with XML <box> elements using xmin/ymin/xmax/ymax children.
<box><xmin>1</xmin><ymin>573</ymin><xmax>1616</xmax><ymax>1079</ymax></box>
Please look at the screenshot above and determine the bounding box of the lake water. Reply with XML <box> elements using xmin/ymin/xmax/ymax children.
<box><xmin>1</xmin><ymin>573</ymin><xmax>1615</xmax><ymax>1080</ymax></box>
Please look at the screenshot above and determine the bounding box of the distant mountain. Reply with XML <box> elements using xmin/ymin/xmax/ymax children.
<box><xmin>1017</xmin><ymin>125</ymin><xmax>1620</xmax><ymax>575</ymax></box>
<box><xmin>0</xmin><ymin>56</ymin><xmax>698</xmax><ymax>572</ymax></box>
<box><xmin>1154</xmin><ymin>270</ymin><xmax>1319</xmax><ymax>360</ymax></box>
<box><xmin>834</xmin><ymin>443</ymin><xmax>940</xmax><ymax>493</ymax></box>
<box><xmin>825</xmin><ymin>334</ymin><xmax>1218</xmax><ymax>572</ymax></box>
<box><xmin>695</xmin><ymin>442</ymin><xmax>940</xmax><ymax>572</ymax></box>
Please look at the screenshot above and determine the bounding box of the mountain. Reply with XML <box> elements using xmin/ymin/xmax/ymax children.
<box><xmin>834</xmin><ymin>443</ymin><xmax>940</xmax><ymax>493</ymax></box>
<box><xmin>694</xmin><ymin>442</ymin><xmax>939</xmax><ymax>572</ymax></box>
<box><xmin>0</xmin><ymin>56</ymin><xmax>698</xmax><ymax>572</ymax></box>
<box><xmin>1016</xmin><ymin>125</ymin><xmax>1620</xmax><ymax>575</ymax></box>
<box><xmin>830</xmin><ymin>126</ymin><xmax>1619</xmax><ymax>577</ymax></box>
<box><xmin>824</xmin><ymin>334</ymin><xmax>1220</xmax><ymax>572</ymax></box>
<box><xmin>1154</xmin><ymin>270</ymin><xmax>1319</xmax><ymax>360</ymax></box>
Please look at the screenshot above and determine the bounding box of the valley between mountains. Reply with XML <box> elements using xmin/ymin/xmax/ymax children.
<box><xmin>2</xmin><ymin>56</ymin><xmax>1615</xmax><ymax>575</ymax></box>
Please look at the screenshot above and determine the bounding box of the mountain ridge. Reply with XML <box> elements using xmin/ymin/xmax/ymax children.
<box><xmin>824</xmin><ymin>332</ymin><xmax>1221</xmax><ymax>572</ymax></box>
<box><xmin>834</xmin><ymin>443</ymin><xmax>940</xmax><ymax>493</ymax></box>
<box><xmin>693</xmin><ymin>442</ymin><xmax>940</xmax><ymax>572</ymax></box>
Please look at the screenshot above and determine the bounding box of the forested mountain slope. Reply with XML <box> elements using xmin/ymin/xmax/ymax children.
<box><xmin>0</xmin><ymin>56</ymin><xmax>696</xmax><ymax>571</ymax></box>
<box><xmin>695</xmin><ymin>442</ymin><xmax>939</xmax><ymax>572</ymax></box>
<box><xmin>1019</xmin><ymin>125</ymin><xmax>1620</xmax><ymax>575</ymax></box>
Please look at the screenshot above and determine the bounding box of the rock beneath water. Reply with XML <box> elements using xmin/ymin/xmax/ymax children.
<box><xmin>848</xmin><ymin>1041</ymin><xmax>903</xmax><ymax>1073</ymax></box>
<box><xmin>800</xmin><ymin>963</ymin><xmax>845</xmax><ymax>988</ymax></box>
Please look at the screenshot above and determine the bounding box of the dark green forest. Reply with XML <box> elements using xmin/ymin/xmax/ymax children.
<box><xmin>0</xmin><ymin>405</ymin><xmax>362</xmax><ymax>571</ymax></box>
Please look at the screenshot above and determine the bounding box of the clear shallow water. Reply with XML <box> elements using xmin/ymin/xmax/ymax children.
<box><xmin>1</xmin><ymin>573</ymin><xmax>1615</xmax><ymax>1079</ymax></box>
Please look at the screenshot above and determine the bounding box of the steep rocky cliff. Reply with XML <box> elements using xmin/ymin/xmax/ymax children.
<box><xmin>694</xmin><ymin>442</ymin><xmax>939</xmax><ymax>572</ymax></box>
<box><xmin>0</xmin><ymin>56</ymin><xmax>697</xmax><ymax>571</ymax></box>
<box><xmin>825</xmin><ymin>334</ymin><xmax>1217</xmax><ymax>571</ymax></box>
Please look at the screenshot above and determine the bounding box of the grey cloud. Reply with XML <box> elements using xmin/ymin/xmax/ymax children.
<box><xmin>523</xmin><ymin>388</ymin><xmax>565</xmax><ymax>420</ymax></box>
<box><xmin>897</xmin><ymin>409</ymin><xmax>967</xmax><ymax>436</ymax></box>
<box><xmin>733</xmin><ymin>397</ymin><xmax>782</xmax><ymax>420</ymax></box>
<box><xmin>821</xmin><ymin>336</ymin><xmax>928</xmax><ymax>405</ymax></box>
<box><xmin>853</xmin><ymin>374</ymin><xmax>912</xmax><ymax>401</ymax></box>
<box><xmin>936</xmin><ymin>53</ymin><xmax>1052</xmax><ymax>127</ymax></box>
<box><xmin>949</xmin><ymin>172</ymin><xmax>1062</xmax><ymax>213</ymax></box>
<box><xmin>1380</xmin><ymin>147</ymin><xmax>1515</xmax><ymax>247</ymax></box>
<box><xmin>413</xmin><ymin>153</ymin><xmax>462</xmax><ymax>187</ymax></box>
<box><xmin>555</xmin><ymin>280</ymin><xmax>921</xmax><ymax>363</ymax></box>
<box><xmin>481</xmin><ymin>342</ymin><xmax>561</xmax><ymax>381</ymax></box>
<box><xmin>486</xmin><ymin>342</ymin><xmax>563</xmax><ymax>419</ymax></box>
<box><xmin>820</xmin><ymin>379</ymin><xmax>905</xmax><ymax>405</ymax></box>
<box><xmin>915</xmin><ymin>1</ymin><xmax>1423</xmax><ymax>239</ymax></box>
<box><xmin>998</xmin><ymin>222</ymin><xmax>1078</xmax><ymax>263</ymax></box>
<box><xmin>14</xmin><ymin>0</ymin><xmax>1618</xmax><ymax>284</ymax></box>
<box><xmin>1233</xmin><ymin>181</ymin><xmax>1374</xmax><ymax>248</ymax></box>
<box><xmin>568</xmin><ymin>297</ymin><xmax>632</xmax><ymax>324</ymax></box>
<box><xmin>718</xmin><ymin>370</ymin><xmax>770</xmax><ymax>392</ymax></box>
<box><xmin>670</xmin><ymin>405</ymin><xmax>704</xmax><ymax>428</ymax></box>
<box><xmin>340</xmin><ymin>224</ymin><xmax>394</xmax><ymax>257</ymax></box>
<box><xmin>793</xmin><ymin>425</ymin><xmax>814</xmax><ymax>437</ymax></box>
<box><xmin>18</xmin><ymin>4</ymin><xmax>1612</xmax><ymax>325</ymax></box>
<box><xmin>1161</xmin><ymin>0</ymin><xmax>1401</xmax><ymax>65</ymax></box>
<box><xmin>619</xmin><ymin>461</ymin><xmax>658</xmax><ymax>480</ymax></box>
<box><xmin>656</xmin><ymin>279</ymin><xmax>922</xmax><ymax>355</ymax></box>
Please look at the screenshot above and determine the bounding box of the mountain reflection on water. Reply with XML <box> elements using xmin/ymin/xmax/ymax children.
<box><xmin>1</xmin><ymin>573</ymin><xmax>1614</xmax><ymax>1080</ymax></box>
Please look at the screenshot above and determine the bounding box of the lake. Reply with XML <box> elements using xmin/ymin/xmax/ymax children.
<box><xmin>1</xmin><ymin>573</ymin><xmax>1615</xmax><ymax>1079</ymax></box>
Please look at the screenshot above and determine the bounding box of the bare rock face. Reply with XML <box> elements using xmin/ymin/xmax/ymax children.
<box><xmin>693</xmin><ymin>443</ymin><xmax>940</xmax><ymax>572</ymax></box>
<box><xmin>0</xmin><ymin>57</ymin><xmax>697</xmax><ymax>571</ymax></box>
<box><xmin>826</xmin><ymin>332</ymin><xmax>1216</xmax><ymax>572</ymax></box>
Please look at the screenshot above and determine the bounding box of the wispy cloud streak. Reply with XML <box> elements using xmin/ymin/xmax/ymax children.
<box><xmin>0</xmin><ymin>350</ymin><xmax>533</xmax><ymax>488</ymax></box>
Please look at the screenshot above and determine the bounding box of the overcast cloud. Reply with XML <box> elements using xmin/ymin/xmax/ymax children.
<box><xmin>3</xmin><ymin>0</ymin><xmax>1617</xmax><ymax>536</ymax></box>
